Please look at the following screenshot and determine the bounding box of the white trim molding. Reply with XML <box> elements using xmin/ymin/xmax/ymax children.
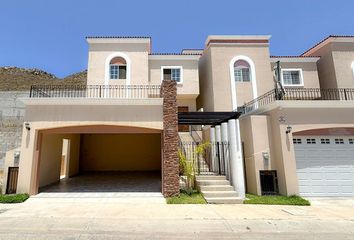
<box><xmin>105</xmin><ymin>52</ymin><xmax>131</xmax><ymax>86</ymax></box>
<box><xmin>280</xmin><ymin>68</ymin><xmax>304</xmax><ymax>87</ymax></box>
<box><xmin>351</xmin><ymin>62</ymin><xmax>354</xmax><ymax>82</ymax></box>
<box><xmin>229</xmin><ymin>55</ymin><xmax>258</xmax><ymax>110</ymax></box>
<box><xmin>160</xmin><ymin>66</ymin><xmax>183</xmax><ymax>84</ymax></box>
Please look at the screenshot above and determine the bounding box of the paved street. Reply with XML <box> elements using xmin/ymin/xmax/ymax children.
<box><xmin>0</xmin><ymin>196</ymin><xmax>353</xmax><ymax>239</ymax></box>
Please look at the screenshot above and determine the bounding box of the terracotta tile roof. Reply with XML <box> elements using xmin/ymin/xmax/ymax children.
<box><xmin>182</xmin><ymin>49</ymin><xmax>204</xmax><ymax>51</ymax></box>
<box><xmin>270</xmin><ymin>55</ymin><xmax>320</xmax><ymax>58</ymax></box>
<box><xmin>149</xmin><ymin>53</ymin><xmax>201</xmax><ymax>56</ymax></box>
<box><xmin>301</xmin><ymin>35</ymin><xmax>354</xmax><ymax>56</ymax></box>
<box><xmin>86</xmin><ymin>36</ymin><xmax>151</xmax><ymax>39</ymax></box>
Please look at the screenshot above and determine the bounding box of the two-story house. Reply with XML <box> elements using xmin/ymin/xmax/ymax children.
<box><xmin>3</xmin><ymin>37</ymin><xmax>200</xmax><ymax>197</ymax></box>
<box><xmin>198</xmin><ymin>35</ymin><xmax>354</xmax><ymax>198</ymax></box>
<box><xmin>3</xmin><ymin>35</ymin><xmax>354</xmax><ymax>201</ymax></box>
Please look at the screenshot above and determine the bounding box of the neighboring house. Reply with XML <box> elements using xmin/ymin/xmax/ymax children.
<box><xmin>198</xmin><ymin>35</ymin><xmax>354</xmax><ymax>197</ymax></box>
<box><xmin>2</xmin><ymin>35</ymin><xmax>354</xmax><ymax>199</ymax></box>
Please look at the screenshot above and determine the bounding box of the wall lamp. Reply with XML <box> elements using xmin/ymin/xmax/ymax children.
<box><xmin>25</xmin><ymin>122</ymin><xmax>31</xmax><ymax>131</ymax></box>
<box><xmin>286</xmin><ymin>125</ymin><xmax>292</xmax><ymax>134</ymax></box>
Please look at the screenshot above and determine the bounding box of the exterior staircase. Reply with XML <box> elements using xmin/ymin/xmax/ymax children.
<box><xmin>179</xmin><ymin>132</ymin><xmax>242</xmax><ymax>204</ymax></box>
<box><xmin>196</xmin><ymin>175</ymin><xmax>243</xmax><ymax>204</ymax></box>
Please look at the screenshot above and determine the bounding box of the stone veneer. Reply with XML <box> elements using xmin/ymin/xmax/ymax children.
<box><xmin>160</xmin><ymin>80</ymin><xmax>179</xmax><ymax>197</ymax></box>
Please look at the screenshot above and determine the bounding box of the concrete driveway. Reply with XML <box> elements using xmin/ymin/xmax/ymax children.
<box><xmin>0</xmin><ymin>196</ymin><xmax>353</xmax><ymax>239</ymax></box>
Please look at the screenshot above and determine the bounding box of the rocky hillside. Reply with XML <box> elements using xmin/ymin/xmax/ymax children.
<box><xmin>0</xmin><ymin>67</ymin><xmax>87</xmax><ymax>91</ymax></box>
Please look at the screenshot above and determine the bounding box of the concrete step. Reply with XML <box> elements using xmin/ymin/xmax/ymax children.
<box><xmin>204</xmin><ymin>197</ymin><xmax>244</xmax><ymax>204</ymax></box>
<box><xmin>199</xmin><ymin>185</ymin><xmax>234</xmax><ymax>191</ymax></box>
<box><xmin>196</xmin><ymin>175</ymin><xmax>226</xmax><ymax>181</ymax></box>
<box><xmin>198</xmin><ymin>172</ymin><xmax>217</xmax><ymax>176</ymax></box>
<box><xmin>202</xmin><ymin>191</ymin><xmax>238</xmax><ymax>198</ymax></box>
<box><xmin>196</xmin><ymin>180</ymin><xmax>230</xmax><ymax>186</ymax></box>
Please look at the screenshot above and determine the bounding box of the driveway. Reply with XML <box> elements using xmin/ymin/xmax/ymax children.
<box><xmin>35</xmin><ymin>171</ymin><xmax>165</xmax><ymax>202</ymax></box>
<box><xmin>0</xmin><ymin>197</ymin><xmax>353</xmax><ymax>239</ymax></box>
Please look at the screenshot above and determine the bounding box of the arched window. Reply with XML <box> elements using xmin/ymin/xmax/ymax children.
<box><xmin>229</xmin><ymin>55</ymin><xmax>258</xmax><ymax>110</ymax></box>
<box><xmin>234</xmin><ymin>60</ymin><xmax>251</xmax><ymax>82</ymax></box>
<box><xmin>109</xmin><ymin>57</ymin><xmax>127</xmax><ymax>80</ymax></box>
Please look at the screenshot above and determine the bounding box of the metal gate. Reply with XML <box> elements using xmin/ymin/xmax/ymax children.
<box><xmin>6</xmin><ymin>167</ymin><xmax>19</xmax><ymax>194</ymax></box>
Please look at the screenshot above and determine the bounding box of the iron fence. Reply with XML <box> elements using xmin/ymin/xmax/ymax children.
<box><xmin>240</xmin><ymin>88</ymin><xmax>354</xmax><ymax>114</ymax></box>
<box><xmin>178</xmin><ymin>141</ymin><xmax>230</xmax><ymax>176</ymax></box>
<box><xmin>29</xmin><ymin>85</ymin><xmax>162</xmax><ymax>99</ymax></box>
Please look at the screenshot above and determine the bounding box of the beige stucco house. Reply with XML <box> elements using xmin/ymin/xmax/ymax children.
<box><xmin>3</xmin><ymin>35</ymin><xmax>354</xmax><ymax>200</ymax></box>
<box><xmin>198</xmin><ymin>35</ymin><xmax>354</xmax><ymax>197</ymax></box>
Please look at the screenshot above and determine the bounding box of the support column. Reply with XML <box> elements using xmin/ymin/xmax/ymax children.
<box><xmin>221</xmin><ymin>122</ymin><xmax>230</xmax><ymax>180</ymax></box>
<box><xmin>209</xmin><ymin>127</ymin><xmax>216</xmax><ymax>172</ymax></box>
<box><xmin>228</xmin><ymin>119</ymin><xmax>245</xmax><ymax>199</ymax></box>
<box><xmin>215</xmin><ymin>125</ymin><xmax>221</xmax><ymax>175</ymax></box>
<box><xmin>215</xmin><ymin>125</ymin><xmax>221</xmax><ymax>142</ymax></box>
<box><xmin>160</xmin><ymin>80</ymin><xmax>179</xmax><ymax>197</ymax></box>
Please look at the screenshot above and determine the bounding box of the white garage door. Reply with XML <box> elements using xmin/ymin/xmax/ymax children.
<box><xmin>294</xmin><ymin>136</ymin><xmax>354</xmax><ymax>197</ymax></box>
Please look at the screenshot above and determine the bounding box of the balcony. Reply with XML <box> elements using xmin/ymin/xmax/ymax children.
<box><xmin>29</xmin><ymin>85</ymin><xmax>161</xmax><ymax>99</ymax></box>
<box><xmin>240</xmin><ymin>88</ymin><xmax>354</xmax><ymax>114</ymax></box>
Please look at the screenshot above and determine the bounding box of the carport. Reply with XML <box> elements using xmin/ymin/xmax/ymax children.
<box><xmin>35</xmin><ymin>125</ymin><xmax>162</xmax><ymax>195</ymax></box>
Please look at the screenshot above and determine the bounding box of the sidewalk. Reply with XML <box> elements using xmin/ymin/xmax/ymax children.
<box><xmin>0</xmin><ymin>196</ymin><xmax>353</xmax><ymax>239</ymax></box>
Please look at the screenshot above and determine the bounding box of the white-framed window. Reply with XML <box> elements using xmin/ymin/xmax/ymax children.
<box><xmin>109</xmin><ymin>57</ymin><xmax>127</xmax><ymax>80</ymax></box>
<box><xmin>281</xmin><ymin>68</ymin><xmax>304</xmax><ymax>87</ymax></box>
<box><xmin>234</xmin><ymin>60</ymin><xmax>251</xmax><ymax>82</ymax></box>
<box><xmin>161</xmin><ymin>66</ymin><xmax>183</xmax><ymax>83</ymax></box>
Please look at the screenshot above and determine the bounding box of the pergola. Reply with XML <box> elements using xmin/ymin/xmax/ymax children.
<box><xmin>177</xmin><ymin>111</ymin><xmax>245</xmax><ymax>199</ymax></box>
<box><xmin>178</xmin><ymin>111</ymin><xmax>241</xmax><ymax>126</ymax></box>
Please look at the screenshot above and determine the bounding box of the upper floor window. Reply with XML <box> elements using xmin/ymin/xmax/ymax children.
<box><xmin>234</xmin><ymin>60</ymin><xmax>251</xmax><ymax>82</ymax></box>
<box><xmin>161</xmin><ymin>66</ymin><xmax>183</xmax><ymax>83</ymax></box>
<box><xmin>109</xmin><ymin>57</ymin><xmax>127</xmax><ymax>80</ymax></box>
<box><xmin>281</xmin><ymin>69</ymin><xmax>304</xmax><ymax>86</ymax></box>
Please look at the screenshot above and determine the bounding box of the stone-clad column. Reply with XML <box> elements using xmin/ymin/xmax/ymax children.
<box><xmin>160</xmin><ymin>80</ymin><xmax>179</xmax><ymax>197</ymax></box>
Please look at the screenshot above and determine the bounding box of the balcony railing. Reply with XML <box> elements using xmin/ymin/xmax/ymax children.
<box><xmin>240</xmin><ymin>88</ymin><xmax>354</xmax><ymax>114</ymax></box>
<box><xmin>29</xmin><ymin>85</ymin><xmax>162</xmax><ymax>99</ymax></box>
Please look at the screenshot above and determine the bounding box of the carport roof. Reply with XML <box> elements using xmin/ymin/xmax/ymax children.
<box><xmin>178</xmin><ymin>111</ymin><xmax>241</xmax><ymax>125</ymax></box>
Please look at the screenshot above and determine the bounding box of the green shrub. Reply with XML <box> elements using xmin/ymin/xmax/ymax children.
<box><xmin>166</xmin><ymin>190</ymin><xmax>206</xmax><ymax>204</ymax></box>
<box><xmin>244</xmin><ymin>194</ymin><xmax>310</xmax><ymax>206</ymax></box>
<box><xmin>0</xmin><ymin>193</ymin><xmax>29</xmax><ymax>203</ymax></box>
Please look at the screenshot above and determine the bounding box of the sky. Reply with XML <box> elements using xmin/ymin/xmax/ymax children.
<box><xmin>0</xmin><ymin>0</ymin><xmax>354</xmax><ymax>78</ymax></box>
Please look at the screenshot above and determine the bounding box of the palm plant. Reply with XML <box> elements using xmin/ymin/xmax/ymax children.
<box><xmin>178</xmin><ymin>141</ymin><xmax>211</xmax><ymax>194</ymax></box>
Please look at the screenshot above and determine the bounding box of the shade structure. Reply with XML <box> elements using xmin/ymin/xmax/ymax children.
<box><xmin>178</xmin><ymin>112</ymin><xmax>241</xmax><ymax>125</ymax></box>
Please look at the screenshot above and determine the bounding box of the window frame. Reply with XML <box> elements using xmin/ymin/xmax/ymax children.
<box><xmin>234</xmin><ymin>67</ymin><xmax>251</xmax><ymax>83</ymax></box>
<box><xmin>160</xmin><ymin>66</ymin><xmax>183</xmax><ymax>84</ymax></box>
<box><xmin>233</xmin><ymin>61</ymin><xmax>251</xmax><ymax>83</ymax></box>
<box><xmin>280</xmin><ymin>68</ymin><xmax>304</xmax><ymax>87</ymax></box>
<box><xmin>105</xmin><ymin>52</ymin><xmax>131</xmax><ymax>86</ymax></box>
<box><xmin>109</xmin><ymin>64</ymin><xmax>127</xmax><ymax>80</ymax></box>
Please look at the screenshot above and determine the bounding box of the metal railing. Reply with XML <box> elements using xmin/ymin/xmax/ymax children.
<box><xmin>178</xmin><ymin>141</ymin><xmax>229</xmax><ymax>176</ymax></box>
<box><xmin>29</xmin><ymin>85</ymin><xmax>162</xmax><ymax>99</ymax></box>
<box><xmin>240</xmin><ymin>88</ymin><xmax>354</xmax><ymax>114</ymax></box>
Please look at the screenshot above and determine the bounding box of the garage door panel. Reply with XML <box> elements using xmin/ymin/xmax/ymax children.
<box><xmin>294</xmin><ymin>135</ymin><xmax>354</xmax><ymax>197</ymax></box>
